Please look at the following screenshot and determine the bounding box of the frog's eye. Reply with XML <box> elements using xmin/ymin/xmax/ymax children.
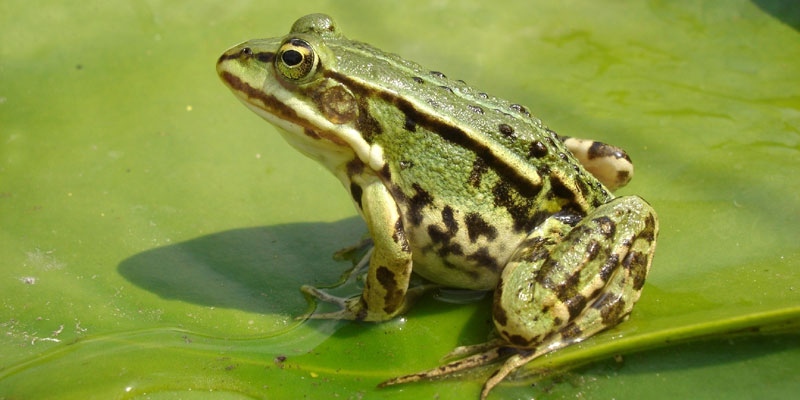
<box><xmin>276</xmin><ymin>38</ymin><xmax>318</xmax><ymax>81</ymax></box>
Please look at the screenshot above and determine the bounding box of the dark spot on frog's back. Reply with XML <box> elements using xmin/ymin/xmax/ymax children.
<box><xmin>527</xmin><ymin>141</ymin><xmax>548</xmax><ymax>158</ymax></box>
<box><xmin>498</xmin><ymin>123</ymin><xmax>515</xmax><ymax>138</ymax></box>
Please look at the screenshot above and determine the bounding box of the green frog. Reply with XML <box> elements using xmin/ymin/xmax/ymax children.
<box><xmin>217</xmin><ymin>14</ymin><xmax>658</xmax><ymax>399</ymax></box>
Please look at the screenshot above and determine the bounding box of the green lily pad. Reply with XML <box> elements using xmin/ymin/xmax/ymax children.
<box><xmin>1</xmin><ymin>0</ymin><xmax>798</xmax><ymax>399</ymax></box>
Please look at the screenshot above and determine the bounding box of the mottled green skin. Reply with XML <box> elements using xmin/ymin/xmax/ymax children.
<box><xmin>217</xmin><ymin>13</ymin><xmax>658</xmax><ymax>399</ymax></box>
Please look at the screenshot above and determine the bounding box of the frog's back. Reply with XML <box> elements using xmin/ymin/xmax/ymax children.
<box><xmin>322</xmin><ymin>36</ymin><xmax>613</xmax><ymax>287</ymax></box>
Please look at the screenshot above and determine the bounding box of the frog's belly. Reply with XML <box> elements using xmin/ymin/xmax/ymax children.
<box><xmin>407</xmin><ymin>227</ymin><xmax>522</xmax><ymax>290</ymax></box>
<box><xmin>401</xmin><ymin>205</ymin><xmax>525</xmax><ymax>290</ymax></box>
<box><xmin>411</xmin><ymin>250</ymin><xmax>501</xmax><ymax>290</ymax></box>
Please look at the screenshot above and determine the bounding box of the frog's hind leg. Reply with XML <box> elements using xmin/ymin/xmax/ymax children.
<box><xmin>487</xmin><ymin>196</ymin><xmax>658</xmax><ymax>392</ymax></box>
<box><xmin>378</xmin><ymin>344</ymin><xmax>508</xmax><ymax>388</ymax></box>
<box><xmin>480</xmin><ymin>347</ymin><xmax>549</xmax><ymax>399</ymax></box>
<box><xmin>381</xmin><ymin>342</ymin><xmax>552</xmax><ymax>400</ymax></box>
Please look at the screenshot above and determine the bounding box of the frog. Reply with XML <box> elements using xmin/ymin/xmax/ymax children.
<box><xmin>216</xmin><ymin>13</ymin><xmax>658</xmax><ymax>399</ymax></box>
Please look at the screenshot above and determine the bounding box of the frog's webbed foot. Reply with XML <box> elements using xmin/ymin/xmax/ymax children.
<box><xmin>299</xmin><ymin>282</ymin><xmax>440</xmax><ymax>321</ymax></box>
<box><xmin>379</xmin><ymin>343</ymin><xmax>507</xmax><ymax>388</ymax></box>
<box><xmin>441</xmin><ymin>338</ymin><xmax>505</xmax><ymax>361</ymax></box>
<box><xmin>342</xmin><ymin>247</ymin><xmax>373</xmax><ymax>284</ymax></box>
<box><xmin>299</xmin><ymin>285</ymin><xmax>360</xmax><ymax>320</ymax></box>
<box><xmin>380</xmin><ymin>341</ymin><xmax>557</xmax><ymax>400</ymax></box>
<box><xmin>330</xmin><ymin>238</ymin><xmax>375</xmax><ymax>285</ymax></box>
<box><xmin>381</xmin><ymin>340</ymin><xmax>551</xmax><ymax>400</ymax></box>
<box><xmin>332</xmin><ymin>237</ymin><xmax>373</xmax><ymax>261</ymax></box>
<box><xmin>478</xmin><ymin>347</ymin><xmax>553</xmax><ymax>400</ymax></box>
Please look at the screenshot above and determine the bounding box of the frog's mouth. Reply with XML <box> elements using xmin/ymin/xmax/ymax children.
<box><xmin>217</xmin><ymin>48</ymin><xmax>373</xmax><ymax>174</ymax></box>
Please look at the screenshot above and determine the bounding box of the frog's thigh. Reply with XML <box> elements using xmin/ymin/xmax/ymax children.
<box><xmin>563</xmin><ymin>137</ymin><xmax>634</xmax><ymax>191</ymax></box>
<box><xmin>357</xmin><ymin>181</ymin><xmax>414</xmax><ymax>320</ymax></box>
<box><xmin>494</xmin><ymin>196</ymin><xmax>658</xmax><ymax>347</ymax></box>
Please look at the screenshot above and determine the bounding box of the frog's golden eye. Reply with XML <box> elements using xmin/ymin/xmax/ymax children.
<box><xmin>276</xmin><ymin>38</ymin><xmax>318</xmax><ymax>81</ymax></box>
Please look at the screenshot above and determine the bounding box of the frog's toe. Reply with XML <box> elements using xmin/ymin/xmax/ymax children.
<box><xmin>379</xmin><ymin>346</ymin><xmax>505</xmax><ymax>389</ymax></box>
<box><xmin>332</xmin><ymin>238</ymin><xmax>373</xmax><ymax>260</ymax></box>
<box><xmin>302</xmin><ymin>309</ymin><xmax>359</xmax><ymax>320</ymax></box>
<box><xmin>301</xmin><ymin>285</ymin><xmax>349</xmax><ymax>307</ymax></box>
<box><xmin>441</xmin><ymin>339</ymin><xmax>505</xmax><ymax>361</ymax></box>
<box><xmin>299</xmin><ymin>285</ymin><xmax>368</xmax><ymax>320</ymax></box>
<box><xmin>299</xmin><ymin>285</ymin><xmax>351</xmax><ymax>319</ymax></box>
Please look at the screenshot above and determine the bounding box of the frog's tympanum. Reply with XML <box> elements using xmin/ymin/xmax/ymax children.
<box><xmin>217</xmin><ymin>14</ymin><xmax>658</xmax><ymax>399</ymax></box>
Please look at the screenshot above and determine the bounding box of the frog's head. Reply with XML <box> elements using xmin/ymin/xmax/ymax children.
<box><xmin>216</xmin><ymin>14</ymin><xmax>372</xmax><ymax>172</ymax></box>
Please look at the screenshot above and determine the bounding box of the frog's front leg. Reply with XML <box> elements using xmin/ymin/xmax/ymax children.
<box><xmin>302</xmin><ymin>180</ymin><xmax>416</xmax><ymax>321</ymax></box>
<box><xmin>562</xmin><ymin>137</ymin><xmax>634</xmax><ymax>191</ymax></box>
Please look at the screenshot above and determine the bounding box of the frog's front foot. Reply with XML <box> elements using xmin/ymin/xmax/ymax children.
<box><xmin>300</xmin><ymin>283</ymin><xmax>439</xmax><ymax>322</ymax></box>
<box><xmin>299</xmin><ymin>285</ymin><xmax>366</xmax><ymax>320</ymax></box>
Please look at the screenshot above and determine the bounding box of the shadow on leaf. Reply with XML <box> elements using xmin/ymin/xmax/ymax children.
<box><xmin>752</xmin><ymin>0</ymin><xmax>800</xmax><ymax>30</ymax></box>
<box><xmin>118</xmin><ymin>217</ymin><xmax>365</xmax><ymax>315</ymax></box>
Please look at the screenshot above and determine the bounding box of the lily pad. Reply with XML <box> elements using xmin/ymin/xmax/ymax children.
<box><xmin>1</xmin><ymin>0</ymin><xmax>798</xmax><ymax>399</ymax></box>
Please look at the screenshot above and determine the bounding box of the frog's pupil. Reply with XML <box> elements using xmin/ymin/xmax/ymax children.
<box><xmin>282</xmin><ymin>50</ymin><xmax>303</xmax><ymax>66</ymax></box>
